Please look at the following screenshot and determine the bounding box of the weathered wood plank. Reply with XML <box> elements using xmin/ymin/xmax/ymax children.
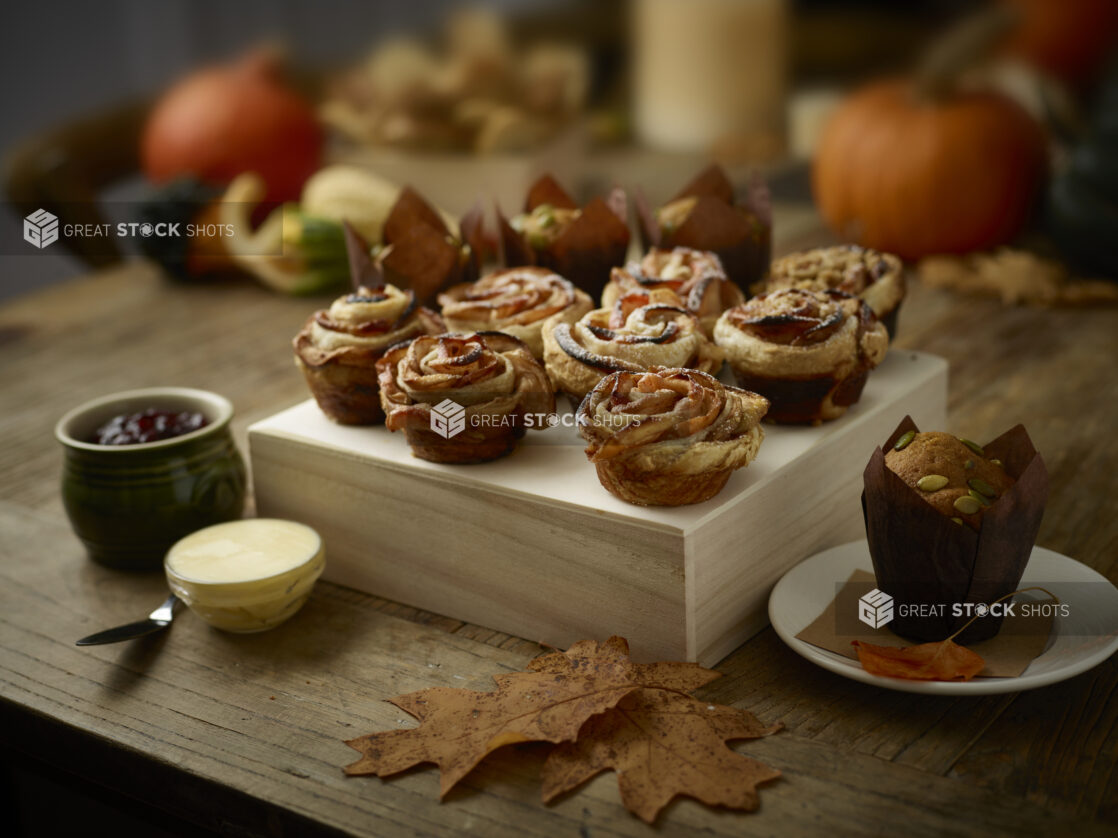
<box><xmin>2</xmin><ymin>506</ymin><xmax>1112</xmax><ymax>838</ymax></box>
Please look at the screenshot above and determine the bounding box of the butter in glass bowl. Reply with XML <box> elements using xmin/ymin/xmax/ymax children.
<box><xmin>164</xmin><ymin>519</ymin><xmax>324</xmax><ymax>632</ymax></box>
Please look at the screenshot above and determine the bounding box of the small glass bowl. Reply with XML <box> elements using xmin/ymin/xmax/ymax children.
<box><xmin>164</xmin><ymin>519</ymin><xmax>325</xmax><ymax>633</ymax></box>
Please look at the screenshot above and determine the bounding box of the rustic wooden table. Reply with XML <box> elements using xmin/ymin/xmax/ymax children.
<box><xmin>1</xmin><ymin>212</ymin><xmax>1116</xmax><ymax>837</ymax></box>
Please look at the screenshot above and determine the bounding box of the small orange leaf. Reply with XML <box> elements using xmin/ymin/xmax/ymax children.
<box><xmin>852</xmin><ymin>639</ymin><xmax>985</xmax><ymax>682</ymax></box>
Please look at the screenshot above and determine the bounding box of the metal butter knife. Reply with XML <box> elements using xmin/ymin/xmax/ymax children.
<box><xmin>76</xmin><ymin>594</ymin><xmax>179</xmax><ymax>646</ymax></box>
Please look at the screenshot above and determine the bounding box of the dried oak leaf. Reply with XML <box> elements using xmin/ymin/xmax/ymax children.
<box><xmin>852</xmin><ymin>639</ymin><xmax>985</xmax><ymax>682</ymax></box>
<box><xmin>344</xmin><ymin>636</ymin><xmax>708</xmax><ymax>797</ymax></box>
<box><xmin>542</xmin><ymin>687</ymin><xmax>782</xmax><ymax>824</ymax></box>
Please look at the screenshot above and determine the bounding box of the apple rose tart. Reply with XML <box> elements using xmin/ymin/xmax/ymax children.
<box><xmin>294</xmin><ymin>284</ymin><xmax>442</xmax><ymax>425</ymax></box>
<box><xmin>759</xmin><ymin>245</ymin><xmax>905</xmax><ymax>337</ymax></box>
<box><xmin>713</xmin><ymin>288</ymin><xmax>888</xmax><ymax>424</ymax></box>
<box><xmin>438</xmin><ymin>267</ymin><xmax>594</xmax><ymax>359</ymax></box>
<box><xmin>376</xmin><ymin>332</ymin><xmax>555</xmax><ymax>464</ymax></box>
<box><xmin>601</xmin><ymin>247</ymin><xmax>745</xmax><ymax>337</ymax></box>
<box><xmin>542</xmin><ymin>290</ymin><xmax>723</xmax><ymax>402</ymax></box>
<box><xmin>577</xmin><ymin>367</ymin><xmax>769</xmax><ymax>506</ymax></box>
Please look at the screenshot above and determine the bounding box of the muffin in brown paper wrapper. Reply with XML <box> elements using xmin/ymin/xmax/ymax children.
<box><xmin>497</xmin><ymin>174</ymin><xmax>630</xmax><ymax>300</ymax></box>
<box><xmin>634</xmin><ymin>164</ymin><xmax>771</xmax><ymax>291</ymax></box>
<box><xmin>377</xmin><ymin>186</ymin><xmax>486</xmax><ymax>305</ymax></box>
<box><xmin>861</xmin><ymin>416</ymin><xmax>1048</xmax><ymax>643</ymax></box>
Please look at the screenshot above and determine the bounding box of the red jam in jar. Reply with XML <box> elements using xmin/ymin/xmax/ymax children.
<box><xmin>90</xmin><ymin>407</ymin><xmax>208</xmax><ymax>445</ymax></box>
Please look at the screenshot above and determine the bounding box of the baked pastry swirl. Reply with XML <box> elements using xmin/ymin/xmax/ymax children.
<box><xmin>293</xmin><ymin>284</ymin><xmax>442</xmax><ymax>424</ymax></box>
<box><xmin>713</xmin><ymin>287</ymin><xmax>888</xmax><ymax>424</ymax></box>
<box><xmin>760</xmin><ymin>245</ymin><xmax>905</xmax><ymax>337</ymax></box>
<box><xmin>542</xmin><ymin>289</ymin><xmax>723</xmax><ymax>402</ymax></box>
<box><xmin>577</xmin><ymin>367</ymin><xmax>769</xmax><ymax>506</ymax></box>
<box><xmin>376</xmin><ymin>332</ymin><xmax>555</xmax><ymax>463</ymax></box>
<box><xmin>601</xmin><ymin>248</ymin><xmax>745</xmax><ymax>336</ymax></box>
<box><xmin>438</xmin><ymin>267</ymin><xmax>594</xmax><ymax>359</ymax></box>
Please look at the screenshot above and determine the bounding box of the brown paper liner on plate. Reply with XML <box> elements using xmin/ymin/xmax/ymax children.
<box><xmin>861</xmin><ymin>416</ymin><xmax>1048</xmax><ymax>643</ymax></box>
<box><xmin>497</xmin><ymin>174</ymin><xmax>630</xmax><ymax>300</ymax></box>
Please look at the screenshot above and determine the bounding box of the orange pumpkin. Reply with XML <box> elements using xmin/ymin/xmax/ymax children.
<box><xmin>813</xmin><ymin>80</ymin><xmax>1048</xmax><ymax>260</ymax></box>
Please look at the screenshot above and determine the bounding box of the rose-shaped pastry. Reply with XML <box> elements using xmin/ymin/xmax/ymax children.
<box><xmin>577</xmin><ymin>367</ymin><xmax>769</xmax><ymax>506</ymax></box>
<box><xmin>758</xmin><ymin>245</ymin><xmax>906</xmax><ymax>338</ymax></box>
<box><xmin>376</xmin><ymin>332</ymin><xmax>555</xmax><ymax>463</ymax></box>
<box><xmin>601</xmin><ymin>248</ymin><xmax>745</xmax><ymax>337</ymax></box>
<box><xmin>713</xmin><ymin>287</ymin><xmax>888</xmax><ymax>424</ymax></box>
<box><xmin>541</xmin><ymin>289</ymin><xmax>723</xmax><ymax>402</ymax></box>
<box><xmin>293</xmin><ymin>284</ymin><xmax>442</xmax><ymax>424</ymax></box>
<box><xmin>438</xmin><ymin>267</ymin><xmax>594</xmax><ymax>359</ymax></box>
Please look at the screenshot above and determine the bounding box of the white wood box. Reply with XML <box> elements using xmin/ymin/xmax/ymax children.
<box><xmin>249</xmin><ymin>351</ymin><xmax>947</xmax><ymax>665</ymax></box>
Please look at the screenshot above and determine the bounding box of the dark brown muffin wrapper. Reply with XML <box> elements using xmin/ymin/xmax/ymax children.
<box><xmin>497</xmin><ymin>175</ymin><xmax>630</xmax><ymax>300</ymax></box>
<box><xmin>377</xmin><ymin>187</ymin><xmax>484</xmax><ymax>305</ymax></box>
<box><xmin>862</xmin><ymin>416</ymin><xmax>1048</xmax><ymax>643</ymax></box>
<box><xmin>634</xmin><ymin>165</ymin><xmax>771</xmax><ymax>290</ymax></box>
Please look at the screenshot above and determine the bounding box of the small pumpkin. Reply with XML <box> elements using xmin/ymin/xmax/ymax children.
<box><xmin>813</xmin><ymin>11</ymin><xmax>1049</xmax><ymax>261</ymax></box>
<box><xmin>142</xmin><ymin>49</ymin><xmax>322</xmax><ymax>204</ymax></box>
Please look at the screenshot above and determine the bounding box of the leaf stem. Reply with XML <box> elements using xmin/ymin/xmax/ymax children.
<box><xmin>946</xmin><ymin>586</ymin><xmax>1060</xmax><ymax>643</ymax></box>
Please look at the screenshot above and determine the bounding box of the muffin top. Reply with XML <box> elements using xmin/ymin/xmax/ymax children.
<box><xmin>884</xmin><ymin>431</ymin><xmax>1015</xmax><ymax>529</ymax></box>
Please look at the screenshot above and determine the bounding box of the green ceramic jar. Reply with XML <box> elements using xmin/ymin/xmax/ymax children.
<box><xmin>55</xmin><ymin>387</ymin><xmax>247</xmax><ymax>571</ymax></box>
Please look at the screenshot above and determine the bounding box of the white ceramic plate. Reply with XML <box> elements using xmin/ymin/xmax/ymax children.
<box><xmin>768</xmin><ymin>540</ymin><xmax>1118</xmax><ymax>695</ymax></box>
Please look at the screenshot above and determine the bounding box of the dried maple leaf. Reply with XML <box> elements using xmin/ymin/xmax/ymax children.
<box><xmin>344</xmin><ymin>636</ymin><xmax>706</xmax><ymax>797</ymax></box>
<box><xmin>853</xmin><ymin>639</ymin><xmax>985</xmax><ymax>681</ymax></box>
<box><xmin>542</xmin><ymin>688</ymin><xmax>782</xmax><ymax>823</ymax></box>
<box><xmin>526</xmin><ymin>636</ymin><xmax>720</xmax><ymax>694</ymax></box>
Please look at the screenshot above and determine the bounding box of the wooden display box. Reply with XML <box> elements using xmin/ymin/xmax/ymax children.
<box><xmin>249</xmin><ymin>351</ymin><xmax>947</xmax><ymax>665</ymax></box>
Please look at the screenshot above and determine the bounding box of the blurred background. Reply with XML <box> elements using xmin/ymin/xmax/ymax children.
<box><xmin>2</xmin><ymin>0</ymin><xmax>1117</xmax><ymax>301</ymax></box>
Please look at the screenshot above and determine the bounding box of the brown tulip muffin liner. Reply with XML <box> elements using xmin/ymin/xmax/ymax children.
<box><xmin>378</xmin><ymin>187</ymin><xmax>486</xmax><ymax>305</ymax></box>
<box><xmin>862</xmin><ymin>416</ymin><xmax>1048</xmax><ymax>643</ymax></box>
<box><xmin>732</xmin><ymin>368</ymin><xmax>870</xmax><ymax>424</ymax></box>
<box><xmin>497</xmin><ymin>174</ymin><xmax>630</xmax><ymax>300</ymax></box>
<box><xmin>634</xmin><ymin>165</ymin><xmax>771</xmax><ymax>290</ymax></box>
